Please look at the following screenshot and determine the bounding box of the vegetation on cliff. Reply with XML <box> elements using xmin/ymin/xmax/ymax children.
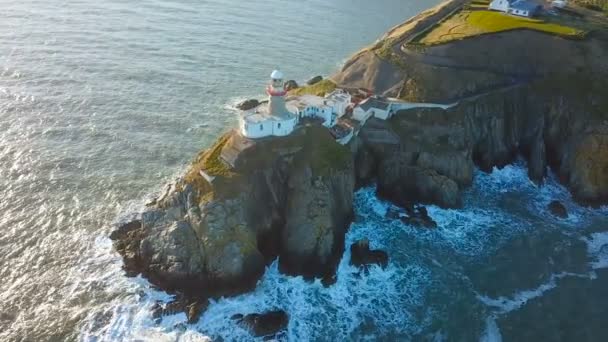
<box><xmin>418</xmin><ymin>10</ymin><xmax>583</xmax><ymax>45</ymax></box>
<box><xmin>573</xmin><ymin>0</ymin><xmax>608</xmax><ymax>15</ymax></box>
<box><xmin>288</xmin><ymin>79</ymin><xmax>337</xmax><ymax>97</ymax></box>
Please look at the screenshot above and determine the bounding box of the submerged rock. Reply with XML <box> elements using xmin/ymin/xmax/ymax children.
<box><xmin>350</xmin><ymin>239</ymin><xmax>389</xmax><ymax>269</ymax></box>
<box><xmin>236</xmin><ymin>99</ymin><xmax>260</xmax><ymax>111</ymax></box>
<box><xmin>232</xmin><ymin>310</ymin><xmax>289</xmax><ymax>337</ymax></box>
<box><xmin>548</xmin><ymin>200</ymin><xmax>568</xmax><ymax>219</ymax></box>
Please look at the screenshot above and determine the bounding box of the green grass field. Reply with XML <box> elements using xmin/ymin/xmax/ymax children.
<box><xmin>419</xmin><ymin>10</ymin><xmax>583</xmax><ymax>45</ymax></box>
<box><xmin>289</xmin><ymin>79</ymin><xmax>337</xmax><ymax>97</ymax></box>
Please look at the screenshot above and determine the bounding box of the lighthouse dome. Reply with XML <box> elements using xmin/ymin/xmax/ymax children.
<box><xmin>270</xmin><ymin>70</ymin><xmax>284</xmax><ymax>80</ymax></box>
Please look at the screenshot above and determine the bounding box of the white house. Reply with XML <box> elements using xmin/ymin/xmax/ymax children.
<box><xmin>288</xmin><ymin>95</ymin><xmax>337</xmax><ymax>128</ymax></box>
<box><xmin>551</xmin><ymin>0</ymin><xmax>567</xmax><ymax>8</ymax></box>
<box><xmin>352</xmin><ymin>97</ymin><xmax>391</xmax><ymax>123</ymax></box>
<box><xmin>324</xmin><ymin>89</ymin><xmax>352</xmax><ymax>118</ymax></box>
<box><xmin>489</xmin><ymin>0</ymin><xmax>541</xmax><ymax>17</ymax></box>
<box><xmin>240</xmin><ymin>70</ymin><xmax>298</xmax><ymax>139</ymax></box>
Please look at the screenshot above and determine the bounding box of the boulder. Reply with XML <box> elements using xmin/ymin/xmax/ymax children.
<box><xmin>236</xmin><ymin>99</ymin><xmax>260</xmax><ymax>111</ymax></box>
<box><xmin>151</xmin><ymin>298</ymin><xmax>207</xmax><ymax>324</ymax></box>
<box><xmin>306</xmin><ymin>75</ymin><xmax>323</xmax><ymax>85</ymax></box>
<box><xmin>401</xmin><ymin>205</ymin><xmax>437</xmax><ymax>228</ymax></box>
<box><xmin>232</xmin><ymin>310</ymin><xmax>289</xmax><ymax>337</ymax></box>
<box><xmin>284</xmin><ymin>80</ymin><xmax>299</xmax><ymax>91</ymax></box>
<box><xmin>548</xmin><ymin>200</ymin><xmax>568</xmax><ymax>219</ymax></box>
<box><xmin>350</xmin><ymin>239</ymin><xmax>389</xmax><ymax>269</ymax></box>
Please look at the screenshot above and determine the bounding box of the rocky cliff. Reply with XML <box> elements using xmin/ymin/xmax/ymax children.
<box><xmin>111</xmin><ymin>0</ymin><xmax>608</xmax><ymax>313</ymax></box>
<box><xmin>354</xmin><ymin>74</ymin><xmax>608</xmax><ymax>209</ymax></box>
<box><xmin>335</xmin><ymin>0</ymin><xmax>608</xmax><ymax>208</ymax></box>
<box><xmin>111</xmin><ymin>125</ymin><xmax>354</xmax><ymax>301</ymax></box>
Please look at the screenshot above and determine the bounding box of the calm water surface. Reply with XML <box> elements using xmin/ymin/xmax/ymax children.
<box><xmin>1</xmin><ymin>0</ymin><xmax>608</xmax><ymax>341</ymax></box>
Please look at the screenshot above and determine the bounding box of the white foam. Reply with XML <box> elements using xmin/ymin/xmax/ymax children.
<box><xmin>477</xmin><ymin>272</ymin><xmax>590</xmax><ymax>315</ymax></box>
<box><xmin>479</xmin><ymin>316</ymin><xmax>502</xmax><ymax>342</ymax></box>
<box><xmin>583</xmin><ymin>232</ymin><xmax>608</xmax><ymax>270</ymax></box>
<box><xmin>80</xmin><ymin>164</ymin><xmax>608</xmax><ymax>341</ymax></box>
<box><xmin>477</xmin><ymin>276</ymin><xmax>558</xmax><ymax>314</ymax></box>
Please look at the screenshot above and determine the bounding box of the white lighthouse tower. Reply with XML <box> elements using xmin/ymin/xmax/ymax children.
<box><xmin>267</xmin><ymin>70</ymin><xmax>288</xmax><ymax>117</ymax></box>
<box><xmin>239</xmin><ymin>70</ymin><xmax>298</xmax><ymax>139</ymax></box>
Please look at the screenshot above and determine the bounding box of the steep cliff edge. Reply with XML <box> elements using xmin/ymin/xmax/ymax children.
<box><xmin>355</xmin><ymin>75</ymin><xmax>608</xmax><ymax>208</ymax></box>
<box><xmin>337</xmin><ymin>0</ymin><xmax>608</xmax><ymax>207</ymax></box>
<box><xmin>111</xmin><ymin>0</ymin><xmax>608</xmax><ymax>313</ymax></box>
<box><xmin>111</xmin><ymin>125</ymin><xmax>354</xmax><ymax>300</ymax></box>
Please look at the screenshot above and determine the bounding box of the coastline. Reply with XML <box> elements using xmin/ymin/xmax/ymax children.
<box><xmin>108</xmin><ymin>0</ymin><xmax>608</xmax><ymax>338</ymax></box>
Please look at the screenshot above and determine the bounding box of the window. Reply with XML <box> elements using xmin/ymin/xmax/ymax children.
<box><xmin>260</xmin><ymin>124</ymin><xmax>263</xmax><ymax>131</ymax></box>
<box><xmin>277</xmin><ymin>123</ymin><xmax>281</xmax><ymax>129</ymax></box>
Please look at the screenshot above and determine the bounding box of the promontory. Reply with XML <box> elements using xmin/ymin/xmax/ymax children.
<box><xmin>110</xmin><ymin>0</ymin><xmax>608</xmax><ymax>322</ymax></box>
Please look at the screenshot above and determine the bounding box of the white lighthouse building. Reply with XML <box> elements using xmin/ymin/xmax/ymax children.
<box><xmin>239</xmin><ymin>70</ymin><xmax>298</xmax><ymax>139</ymax></box>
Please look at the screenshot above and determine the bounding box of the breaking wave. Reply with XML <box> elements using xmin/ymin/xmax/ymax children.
<box><xmin>79</xmin><ymin>163</ymin><xmax>608</xmax><ymax>341</ymax></box>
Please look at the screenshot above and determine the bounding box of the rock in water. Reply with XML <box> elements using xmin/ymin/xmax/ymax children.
<box><xmin>284</xmin><ymin>80</ymin><xmax>299</xmax><ymax>91</ymax></box>
<box><xmin>236</xmin><ymin>99</ymin><xmax>260</xmax><ymax>111</ymax></box>
<box><xmin>548</xmin><ymin>200</ymin><xmax>568</xmax><ymax>218</ymax></box>
<box><xmin>233</xmin><ymin>310</ymin><xmax>289</xmax><ymax>337</ymax></box>
<box><xmin>350</xmin><ymin>239</ymin><xmax>389</xmax><ymax>269</ymax></box>
<box><xmin>401</xmin><ymin>205</ymin><xmax>438</xmax><ymax>228</ymax></box>
<box><xmin>306</xmin><ymin>75</ymin><xmax>323</xmax><ymax>85</ymax></box>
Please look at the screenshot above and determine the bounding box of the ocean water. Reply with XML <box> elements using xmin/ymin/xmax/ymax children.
<box><xmin>1</xmin><ymin>0</ymin><xmax>608</xmax><ymax>341</ymax></box>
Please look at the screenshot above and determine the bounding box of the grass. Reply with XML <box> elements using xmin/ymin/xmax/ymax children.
<box><xmin>574</xmin><ymin>0</ymin><xmax>608</xmax><ymax>14</ymax></box>
<box><xmin>182</xmin><ymin>133</ymin><xmax>237</xmax><ymax>203</ymax></box>
<box><xmin>289</xmin><ymin>79</ymin><xmax>337</xmax><ymax>97</ymax></box>
<box><xmin>310</xmin><ymin>134</ymin><xmax>351</xmax><ymax>176</ymax></box>
<box><xmin>419</xmin><ymin>10</ymin><xmax>584</xmax><ymax>45</ymax></box>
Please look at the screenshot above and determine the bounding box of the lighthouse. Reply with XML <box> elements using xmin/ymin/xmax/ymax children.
<box><xmin>267</xmin><ymin>70</ymin><xmax>289</xmax><ymax>117</ymax></box>
<box><xmin>239</xmin><ymin>70</ymin><xmax>298</xmax><ymax>139</ymax></box>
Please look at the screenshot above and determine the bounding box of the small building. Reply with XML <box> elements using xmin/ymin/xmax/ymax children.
<box><xmin>489</xmin><ymin>0</ymin><xmax>541</xmax><ymax>17</ymax></box>
<box><xmin>352</xmin><ymin>97</ymin><xmax>392</xmax><ymax>123</ymax></box>
<box><xmin>240</xmin><ymin>70</ymin><xmax>298</xmax><ymax>139</ymax></box>
<box><xmin>288</xmin><ymin>95</ymin><xmax>336</xmax><ymax>128</ymax></box>
<box><xmin>324</xmin><ymin>89</ymin><xmax>352</xmax><ymax>118</ymax></box>
<box><xmin>551</xmin><ymin>0</ymin><xmax>567</xmax><ymax>8</ymax></box>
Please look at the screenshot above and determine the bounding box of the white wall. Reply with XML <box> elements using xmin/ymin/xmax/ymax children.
<box><xmin>242</xmin><ymin>120</ymin><xmax>274</xmax><ymax>138</ymax></box>
<box><xmin>272</xmin><ymin>117</ymin><xmax>297</xmax><ymax>136</ymax></box>
<box><xmin>241</xmin><ymin>117</ymin><xmax>297</xmax><ymax>138</ymax></box>
<box><xmin>489</xmin><ymin>0</ymin><xmax>510</xmax><ymax>12</ymax></box>
<box><xmin>320</xmin><ymin>107</ymin><xmax>334</xmax><ymax>127</ymax></box>
<box><xmin>353</xmin><ymin>107</ymin><xmax>373</xmax><ymax>124</ymax></box>
<box><xmin>373</xmin><ymin>108</ymin><xmax>390</xmax><ymax>120</ymax></box>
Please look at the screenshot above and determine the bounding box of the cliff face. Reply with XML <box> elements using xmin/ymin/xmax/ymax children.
<box><xmin>335</xmin><ymin>0</ymin><xmax>608</xmax><ymax>207</ymax></box>
<box><xmin>111</xmin><ymin>1</ymin><xmax>608</xmax><ymax>307</ymax></box>
<box><xmin>354</xmin><ymin>75</ymin><xmax>608</xmax><ymax>208</ymax></box>
<box><xmin>111</xmin><ymin>125</ymin><xmax>355</xmax><ymax>298</ymax></box>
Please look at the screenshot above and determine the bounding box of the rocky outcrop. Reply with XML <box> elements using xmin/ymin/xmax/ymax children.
<box><xmin>354</xmin><ymin>75</ymin><xmax>608</xmax><ymax>208</ymax></box>
<box><xmin>280</xmin><ymin>164</ymin><xmax>354</xmax><ymax>279</ymax></box>
<box><xmin>284</xmin><ymin>80</ymin><xmax>299</xmax><ymax>91</ymax></box>
<box><xmin>232</xmin><ymin>310</ymin><xmax>289</xmax><ymax>337</ymax></box>
<box><xmin>350</xmin><ymin>239</ymin><xmax>389</xmax><ymax>269</ymax></box>
<box><xmin>548</xmin><ymin>200</ymin><xmax>568</xmax><ymax>219</ymax></box>
<box><xmin>236</xmin><ymin>99</ymin><xmax>260</xmax><ymax>111</ymax></box>
<box><xmin>111</xmin><ymin>1</ymin><xmax>608</xmax><ymax>321</ymax></box>
<box><xmin>307</xmin><ymin>75</ymin><xmax>323</xmax><ymax>85</ymax></box>
<box><xmin>111</xmin><ymin>125</ymin><xmax>354</xmax><ymax>304</ymax></box>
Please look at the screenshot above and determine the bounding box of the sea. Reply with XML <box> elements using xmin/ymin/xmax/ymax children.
<box><xmin>1</xmin><ymin>0</ymin><xmax>608</xmax><ymax>341</ymax></box>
